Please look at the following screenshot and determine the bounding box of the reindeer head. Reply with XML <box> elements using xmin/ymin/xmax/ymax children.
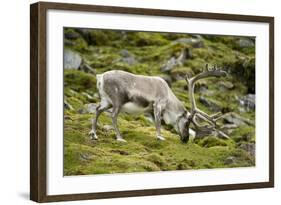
<box><xmin>176</xmin><ymin>111</ymin><xmax>192</xmax><ymax>143</ymax></box>
<box><xmin>183</xmin><ymin>64</ymin><xmax>230</xmax><ymax>141</ymax></box>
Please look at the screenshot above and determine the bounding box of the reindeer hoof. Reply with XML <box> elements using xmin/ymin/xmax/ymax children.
<box><xmin>116</xmin><ymin>136</ymin><xmax>127</xmax><ymax>142</ymax></box>
<box><xmin>88</xmin><ymin>130</ymin><xmax>98</xmax><ymax>140</ymax></box>
<box><xmin>157</xmin><ymin>135</ymin><xmax>165</xmax><ymax>141</ymax></box>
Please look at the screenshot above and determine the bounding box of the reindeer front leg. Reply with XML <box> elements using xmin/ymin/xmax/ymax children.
<box><xmin>153</xmin><ymin>102</ymin><xmax>165</xmax><ymax>141</ymax></box>
<box><xmin>111</xmin><ymin>105</ymin><xmax>127</xmax><ymax>142</ymax></box>
<box><xmin>89</xmin><ymin>99</ymin><xmax>111</xmax><ymax>140</ymax></box>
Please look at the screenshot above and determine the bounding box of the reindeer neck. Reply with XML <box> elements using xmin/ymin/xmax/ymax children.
<box><xmin>163</xmin><ymin>96</ymin><xmax>186</xmax><ymax>126</ymax></box>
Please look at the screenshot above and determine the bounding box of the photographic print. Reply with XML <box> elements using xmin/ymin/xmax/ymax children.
<box><xmin>30</xmin><ymin>2</ymin><xmax>274</xmax><ymax>202</ymax></box>
<box><xmin>63</xmin><ymin>28</ymin><xmax>256</xmax><ymax>176</ymax></box>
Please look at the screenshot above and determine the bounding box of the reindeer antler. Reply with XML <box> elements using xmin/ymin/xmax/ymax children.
<box><xmin>186</xmin><ymin>64</ymin><xmax>229</xmax><ymax>139</ymax></box>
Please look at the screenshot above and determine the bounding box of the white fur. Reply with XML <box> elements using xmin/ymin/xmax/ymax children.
<box><xmin>121</xmin><ymin>102</ymin><xmax>150</xmax><ymax>114</ymax></box>
<box><xmin>163</xmin><ymin>111</ymin><xmax>178</xmax><ymax>125</ymax></box>
<box><xmin>189</xmin><ymin>129</ymin><xmax>196</xmax><ymax>139</ymax></box>
<box><xmin>96</xmin><ymin>74</ymin><xmax>112</xmax><ymax>104</ymax></box>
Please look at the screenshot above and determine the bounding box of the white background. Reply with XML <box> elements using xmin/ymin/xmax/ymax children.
<box><xmin>0</xmin><ymin>0</ymin><xmax>279</xmax><ymax>204</ymax></box>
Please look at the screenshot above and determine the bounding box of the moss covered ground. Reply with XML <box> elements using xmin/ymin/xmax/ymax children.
<box><xmin>63</xmin><ymin>28</ymin><xmax>255</xmax><ymax>175</ymax></box>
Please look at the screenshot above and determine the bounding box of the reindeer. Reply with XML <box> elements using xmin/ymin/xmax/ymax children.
<box><xmin>89</xmin><ymin>65</ymin><xmax>229</xmax><ymax>143</ymax></box>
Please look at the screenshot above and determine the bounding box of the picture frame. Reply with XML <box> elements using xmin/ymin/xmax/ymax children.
<box><xmin>30</xmin><ymin>1</ymin><xmax>274</xmax><ymax>202</ymax></box>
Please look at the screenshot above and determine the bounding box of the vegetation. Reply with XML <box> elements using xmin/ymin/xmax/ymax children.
<box><xmin>63</xmin><ymin>28</ymin><xmax>255</xmax><ymax>175</ymax></box>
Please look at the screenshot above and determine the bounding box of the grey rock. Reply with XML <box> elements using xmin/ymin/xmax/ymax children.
<box><xmin>78</xmin><ymin>103</ymin><xmax>97</xmax><ymax>114</ymax></box>
<box><xmin>79</xmin><ymin>103</ymin><xmax>112</xmax><ymax>114</ymax></box>
<box><xmin>222</xmin><ymin>124</ymin><xmax>238</xmax><ymax>129</ymax></box>
<box><xmin>194</xmin><ymin>82</ymin><xmax>213</xmax><ymax>96</ymax></box>
<box><xmin>122</xmin><ymin>56</ymin><xmax>137</xmax><ymax>65</ymax></box>
<box><xmin>161</xmin><ymin>49</ymin><xmax>190</xmax><ymax>72</ymax></box>
<box><xmin>199</xmin><ymin>96</ymin><xmax>221</xmax><ymax>112</ymax></box>
<box><xmin>195</xmin><ymin>127</ymin><xmax>214</xmax><ymax>138</ymax></box>
<box><xmin>85</xmin><ymin>103</ymin><xmax>97</xmax><ymax>114</ymax></box>
<box><xmin>64</xmin><ymin>49</ymin><xmax>82</xmax><ymax>70</ymax></box>
<box><xmin>198</xmin><ymin>88</ymin><xmax>214</xmax><ymax>97</ymax></box>
<box><xmin>79</xmin><ymin>153</ymin><xmax>93</xmax><ymax>161</ymax></box>
<box><xmin>218</xmin><ymin>81</ymin><xmax>234</xmax><ymax>91</ymax></box>
<box><xmin>160</xmin><ymin>57</ymin><xmax>177</xmax><ymax>72</ymax></box>
<box><xmin>224</xmin><ymin>156</ymin><xmax>237</xmax><ymax>165</ymax></box>
<box><xmin>198</xmin><ymin>85</ymin><xmax>208</xmax><ymax>93</ymax></box>
<box><xmin>119</xmin><ymin>49</ymin><xmax>131</xmax><ymax>57</ymax></box>
<box><xmin>64</xmin><ymin>31</ymin><xmax>80</xmax><ymax>40</ymax></box>
<box><xmin>237</xmin><ymin>38</ymin><xmax>255</xmax><ymax>48</ymax></box>
<box><xmin>174</xmin><ymin>38</ymin><xmax>204</xmax><ymax>48</ymax></box>
<box><xmin>239</xmin><ymin>143</ymin><xmax>255</xmax><ymax>157</ymax></box>
<box><xmin>103</xmin><ymin>125</ymin><xmax>114</xmax><ymax>131</ymax></box>
<box><xmin>111</xmin><ymin>149</ymin><xmax>129</xmax><ymax>155</ymax></box>
<box><xmin>222</xmin><ymin>113</ymin><xmax>254</xmax><ymax>127</ymax></box>
<box><xmin>239</xmin><ymin>94</ymin><xmax>255</xmax><ymax>111</ymax></box>
<box><xmin>221</xmin><ymin>118</ymin><xmax>239</xmax><ymax>135</ymax></box>
<box><xmin>223</xmin><ymin>114</ymin><xmax>245</xmax><ymax>126</ymax></box>
<box><xmin>118</xmin><ymin>49</ymin><xmax>138</xmax><ymax>66</ymax></box>
<box><xmin>64</xmin><ymin>49</ymin><xmax>95</xmax><ymax>73</ymax></box>
<box><xmin>223</xmin><ymin>128</ymin><xmax>235</xmax><ymax>135</ymax></box>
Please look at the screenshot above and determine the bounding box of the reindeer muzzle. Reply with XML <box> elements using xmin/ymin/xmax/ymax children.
<box><xmin>180</xmin><ymin>134</ymin><xmax>189</xmax><ymax>143</ymax></box>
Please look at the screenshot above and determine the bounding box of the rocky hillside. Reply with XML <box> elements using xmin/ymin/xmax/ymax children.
<box><xmin>63</xmin><ymin>28</ymin><xmax>255</xmax><ymax>175</ymax></box>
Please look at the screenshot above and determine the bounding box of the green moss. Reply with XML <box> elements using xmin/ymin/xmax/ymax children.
<box><xmin>65</xmin><ymin>96</ymin><xmax>84</xmax><ymax>111</ymax></box>
<box><xmin>64</xmin><ymin>28</ymin><xmax>89</xmax><ymax>52</ymax></box>
<box><xmin>64</xmin><ymin>70</ymin><xmax>96</xmax><ymax>92</ymax></box>
<box><xmin>73</xmin><ymin>38</ymin><xmax>89</xmax><ymax>52</ymax></box>
<box><xmin>196</xmin><ymin>137</ymin><xmax>228</xmax><ymax>148</ymax></box>
<box><xmin>90</xmin><ymin>52</ymin><xmax>120</xmax><ymax>69</ymax></box>
<box><xmin>81</xmin><ymin>30</ymin><xmax>124</xmax><ymax>46</ymax></box>
<box><xmin>232</xmin><ymin>125</ymin><xmax>255</xmax><ymax>143</ymax></box>
<box><xmin>171</xmin><ymin>67</ymin><xmax>195</xmax><ymax>80</ymax></box>
<box><xmin>146</xmin><ymin>153</ymin><xmax>167</xmax><ymax>168</ymax></box>
<box><xmin>127</xmin><ymin>32</ymin><xmax>169</xmax><ymax>46</ymax></box>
